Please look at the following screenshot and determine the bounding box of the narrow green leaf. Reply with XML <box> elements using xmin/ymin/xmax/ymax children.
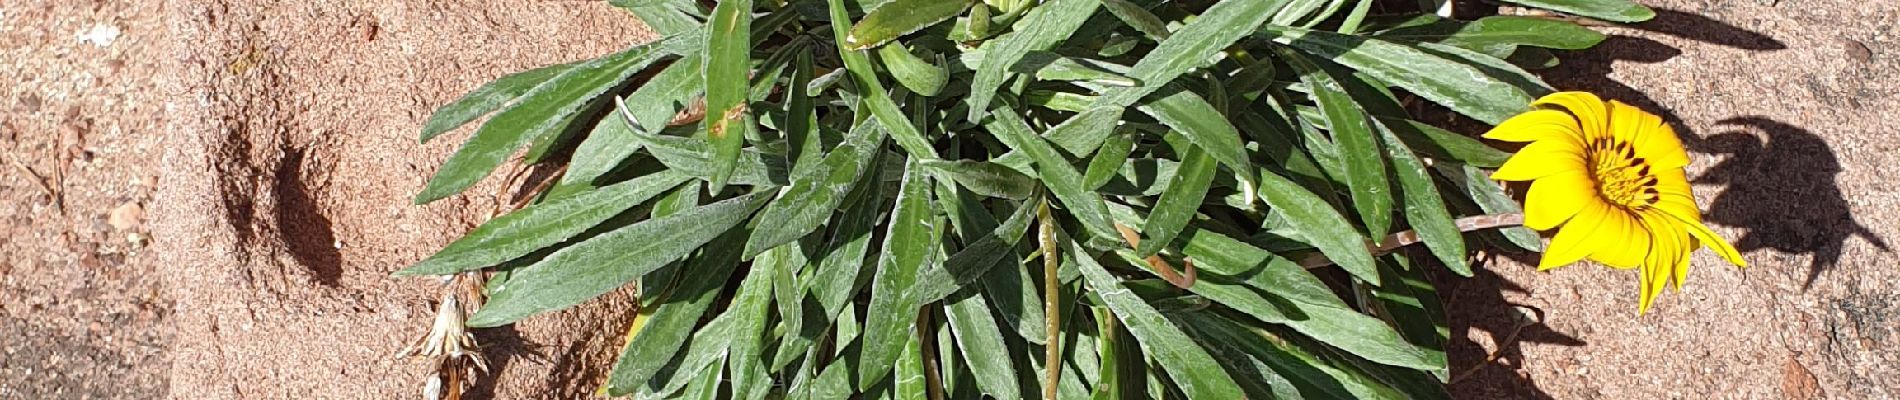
<box><xmin>1135</xmin><ymin>142</ymin><xmax>1216</xmax><ymax>257</ymax></box>
<box><xmin>895</xmin><ymin>331</ymin><xmax>930</xmax><ymax>400</ymax></box>
<box><xmin>1177</xmin><ymin>311</ymin><xmax>1407</xmax><ymax>399</ymax></box>
<box><xmin>1131</xmin><ymin>85</ymin><xmax>1254</xmax><ymax>185</ymax></box>
<box><xmin>606</xmin><ymin>227</ymin><xmax>746</xmax><ymax>395</ymax></box>
<box><xmin>1252</xmin><ymin>170</ymin><xmax>1379</xmax><ymax>286</ymax></box>
<box><xmin>910</xmin><ymin>193</ymin><xmax>1036</xmax><ymax>305</ymax></box>
<box><xmin>468</xmin><ymin>191</ymin><xmax>771</xmax><ymax>327</ymax></box>
<box><xmin>682</xmin><ymin>356</ymin><xmax>727</xmax><ymax>400</ymax></box>
<box><xmin>1071</xmin><ymin>240</ymin><xmax>1246</xmax><ymax>399</ymax></box>
<box><xmin>1280</xmin><ymin>47</ymin><xmax>1393</xmax><ymax>240</ymax></box>
<box><xmin>419</xmin><ymin>62</ymin><xmax>576</xmax><ymax>143</ymax></box>
<box><xmin>934</xmin><ymin>187</ymin><xmax>1045</xmax><ymax>343</ymax></box>
<box><xmin>859</xmin><ymin>161</ymin><xmax>940</xmax><ymax>389</ymax></box>
<box><xmin>785</xmin><ymin>51</ymin><xmax>824</xmax><ymax>177</ymax></box>
<box><xmin>399</xmin><ymin>171</ymin><xmax>691</xmax><ymax>276</ymax></box>
<box><xmin>920</xmin><ymin>160</ymin><xmax>1035</xmax><ymax>200</ymax></box>
<box><xmin>637</xmin><ymin>307</ymin><xmax>742</xmax><ymax>398</ymax></box>
<box><xmin>632</xmin><ymin>131</ymin><xmax>786</xmax><ymax>186</ymax></box>
<box><xmin>1099</xmin><ymin>0</ymin><xmax>1169</xmax><ymax>40</ymax></box>
<box><xmin>829</xmin><ymin>0</ymin><xmax>939</xmax><ymax>161</ymax></box>
<box><xmin>1378</xmin><ymin>123</ymin><xmax>1470</xmax><ymax>276</ymax></box>
<box><xmin>1497</xmin><ymin>0</ymin><xmax>1656</xmax><ymax>22</ymax></box>
<box><xmin>944</xmin><ymin>288</ymin><xmax>1022</xmax><ymax>400</ymax></box>
<box><xmin>559</xmin><ymin>54</ymin><xmax>707</xmax><ymax>190</ymax></box>
<box><xmin>726</xmin><ymin>256</ymin><xmax>779</xmax><ymax>400</ymax></box>
<box><xmin>1042</xmin><ymin>106</ymin><xmax>1125</xmax><ymax>157</ymax></box>
<box><xmin>1013</xmin><ymin>52</ymin><xmax>1140</xmax><ymax>87</ymax></box>
<box><xmin>984</xmin><ymin>107</ymin><xmax>1117</xmax><ymax>241</ymax></box>
<box><xmin>965</xmin><ymin>0</ymin><xmax>1101</xmax><ymax>119</ymax></box>
<box><xmin>1377</xmin><ymin>15</ymin><xmax>1606</xmax><ymax>54</ymax></box>
<box><xmin>877</xmin><ymin>43</ymin><xmax>950</xmax><ymax>96</ymax></box>
<box><xmin>415</xmin><ymin>35</ymin><xmax>691</xmax><ymax>204</ymax></box>
<box><xmin>745</xmin><ymin>119</ymin><xmax>888</xmax><ymax>257</ymax></box>
<box><xmin>1176</xmin><ymin>228</ymin><xmax>1442</xmax><ymax>369</ymax></box>
<box><xmin>1093</xmin><ymin>0</ymin><xmax>1284</xmax><ymax>108</ymax></box>
<box><xmin>705</xmin><ymin>0</ymin><xmax>754</xmax><ymax>191</ymax></box>
<box><xmin>846</xmin><ymin>0</ymin><xmax>973</xmax><ymax>50</ymax></box>
<box><xmin>1082</xmin><ymin>130</ymin><xmax>1135</xmax><ymax>190</ymax></box>
<box><xmin>808</xmin><ymin>157</ymin><xmax>888</xmax><ymax>322</ymax></box>
<box><xmin>1261</xmin><ymin>26</ymin><xmax>1534</xmax><ymax>125</ymax></box>
<box><xmin>1371</xmin><ymin>256</ymin><xmax>1451</xmax><ymax>356</ymax></box>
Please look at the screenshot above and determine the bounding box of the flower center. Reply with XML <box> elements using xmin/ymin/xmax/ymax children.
<box><xmin>1589</xmin><ymin>138</ymin><xmax>1660</xmax><ymax>209</ymax></box>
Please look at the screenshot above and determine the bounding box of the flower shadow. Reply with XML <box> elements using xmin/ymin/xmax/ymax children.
<box><xmin>1691</xmin><ymin>117</ymin><xmax>1889</xmax><ymax>289</ymax></box>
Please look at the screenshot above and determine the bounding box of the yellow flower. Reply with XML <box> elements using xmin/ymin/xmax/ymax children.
<box><xmin>1484</xmin><ymin>92</ymin><xmax>1746</xmax><ymax>313</ymax></box>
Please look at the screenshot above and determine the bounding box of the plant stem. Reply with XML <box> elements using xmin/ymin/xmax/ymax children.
<box><xmin>1037</xmin><ymin>198</ymin><xmax>1061</xmax><ymax>400</ymax></box>
<box><xmin>1299</xmin><ymin>213</ymin><xmax>1527</xmax><ymax>268</ymax></box>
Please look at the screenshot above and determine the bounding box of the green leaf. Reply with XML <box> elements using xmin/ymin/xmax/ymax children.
<box><xmin>1377</xmin><ymin>15</ymin><xmax>1605</xmax><ymax>54</ymax></box>
<box><xmin>682</xmin><ymin>356</ymin><xmax>727</xmax><ymax>400</ymax></box>
<box><xmin>808</xmin><ymin>158</ymin><xmax>888</xmax><ymax>322</ymax></box>
<box><xmin>726</xmin><ymin>255</ymin><xmax>779</xmax><ymax>400</ymax></box>
<box><xmin>1261</xmin><ymin>25</ymin><xmax>1534</xmax><ymax>125</ymax></box>
<box><xmin>1371</xmin><ymin>257</ymin><xmax>1451</xmax><ymax>356</ymax></box>
<box><xmin>632</xmin><ymin>131</ymin><xmax>786</xmax><ymax>186</ymax></box>
<box><xmin>965</xmin><ymin>0</ymin><xmax>1101</xmax><ymax>119</ymax></box>
<box><xmin>877</xmin><ymin>42</ymin><xmax>950</xmax><ymax>96</ymax></box>
<box><xmin>934</xmin><ymin>187</ymin><xmax>1046</xmax><ymax>344</ymax></box>
<box><xmin>1280</xmin><ymin>47</ymin><xmax>1393</xmax><ymax>242</ymax></box>
<box><xmin>559</xmin><ymin>54</ymin><xmax>707</xmax><ymax>191</ymax></box>
<box><xmin>984</xmin><ymin>107</ymin><xmax>1117</xmax><ymax>241</ymax></box>
<box><xmin>1378</xmin><ymin>123</ymin><xmax>1470</xmax><ymax>276</ymax></box>
<box><xmin>419</xmin><ymin>62</ymin><xmax>576</xmax><ymax>143</ymax></box>
<box><xmin>910</xmin><ymin>192</ymin><xmax>1036</xmax><ymax>305</ymax></box>
<box><xmin>1013</xmin><ymin>52</ymin><xmax>1140</xmax><ymax>87</ymax></box>
<box><xmin>1132</xmin><ymin>85</ymin><xmax>1254</xmax><ymax>185</ymax></box>
<box><xmin>1251</xmin><ymin>170</ymin><xmax>1380</xmax><ymax>285</ymax></box>
<box><xmin>828</xmin><ymin>0</ymin><xmax>939</xmax><ymax>161</ymax></box>
<box><xmin>1082</xmin><ymin>130</ymin><xmax>1136</xmax><ymax>190</ymax></box>
<box><xmin>415</xmin><ymin>36</ymin><xmax>689</xmax><ymax>204</ymax></box>
<box><xmin>846</xmin><ymin>0</ymin><xmax>973</xmax><ymax>50</ymax></box>
<box><xmin>744</xmin><ymin>118</ymin><xmax>888</xmax><ymax>257</ymax></box>
<box><xmin>1071</xmin><ymin>240</ymin><xmax>1246</xmax><ymax>399</ymax></box>
<box><xmin>1099</xmin><ymin>0</ymin><xmax>1169</xmax><ymax>40</ymax></box>
<box><xmin>1176</xmin><ymin>228</ymin><xmax>1442</xmax><ymax>369</ymax></box>
<box><xmin>1176</xmin><ymin>311</ymin><xmax>1407</xmax><ymax>399</ymax></box>
<box><xmin>921</xmin><ymin>160</ymin><xmax>1035</xmax><ymax>200</ymax></box>
<box><xmin>1134</xmin><ymin>141</ymin><xmax>1216</xmax><ymax>257</ymax></box>
<box><xmin>606</xmin><ymin>227</ymin><xmax>747</xmax><ymax>395</ymax></box>
<box><xmin>1093</xmin><ymin>0</ymin><xmax>1283</xmax><ymax>108</ymax></box>
<box><xmin>468</xmin><ymin>191</ymin><xmax>771</xmax><ymax>327</ymax></box>
<box><xmin>944</xmin><ymin>288</ymin><xmax>1023</xmax><ymax>400</ymax></box>
<box><xmin>894</xmin><ymin>331</ymin><xmax>930</xmax><ymax>400</ymax></box>
<box><xmin>1042</xmin><ymin>106</ymin><xmax>1125</xmax><ymax>157</ymax></box>
<box><xmin>1497</xmin><ymin>0</ymin><xmax>1655</xmax><ymax>22</ymax></box>
<box><xmin>705</xmin><ymin>0</ymin><xmax>754</xmax><ymax>191</ymax></box>
<box><xmin>398</xmin><ymin>171</ymin><xmax>691</xmax><ymax>276</ymax></box>
<box><xmin>859</xmin><ymin>161</ymin><xmax>940</xmax><ymax>389</ymax></box>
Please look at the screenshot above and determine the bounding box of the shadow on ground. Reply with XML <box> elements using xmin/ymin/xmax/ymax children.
<box><xmin>1441</xmin><ymin>266</ymin><xmax>1586</xmax><ymax>400</ymax></box>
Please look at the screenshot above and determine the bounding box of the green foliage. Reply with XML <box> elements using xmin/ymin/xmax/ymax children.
<box><xmin>406</xmin><ymin>0</ymin><xmax>1642</xmax><ymax>397</ymax></box>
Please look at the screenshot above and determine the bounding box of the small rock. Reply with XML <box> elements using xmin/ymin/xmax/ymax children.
<box><xmin>1843</xmin><ymin>39</ymin><xmax>1874</xmax><ymax>63</ymax></box>
<box><xmin>76</xmin><ymin>24</ymin><xmax>121</xmax><ymax>48</ymax></box>
<box><xmin>1781</xmin><ymin>356</ymin><xmax>1822</xmax><ymax>399</ymax></box>
<box><xmin>107</xmin><ymin>202</ymin><xmax>144</xmax><ymax>232</ymax></box>
<box><xmin>17</xmin><ymin>93</ymin><xmax>40</xmax><ymax>113</ymax></box>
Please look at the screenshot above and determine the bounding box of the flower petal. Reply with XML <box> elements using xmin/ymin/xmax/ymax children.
<box><xmin>1616</xmin><ymin>104</ymin><xmax>1692</xmax><ymax>169</ymax></box>
<box><xmin>1682</xmin><ymin>217</ymin><xmax>1748</xmax><ymax>267</ymax></box>
<box><xmin>1540</xmin><ymin>201</ymin><xmax>1613</xmax><ymax>270</ymax></box>
<box><xmin>1586</xmin><ymin>209</ymin><xmax>1648</xmax><ymax>269</ymax></box>
<box><xmin>1483</xmin><ymin>109</ymin><xmax>1584</xmax><ymax>143</ymax></box>
<box><xmin>1491</xmin><ymin>137</ymin><xmax>1589</xmax><ymax>181</ymax></box>
<box><xmin>1523</xmin><ymin>170</ymin><xmax>1597</xmax><ymax>230</ymax></box>
<box><xmin>1533</xmin><ymin>92</ymin><xmax>1609</xmax><ymax>141</ymax></box>
<box><xmin>1637</xmin><ymin>211</ymin><xmax>1688</xmax><ymax>312</ymax></box>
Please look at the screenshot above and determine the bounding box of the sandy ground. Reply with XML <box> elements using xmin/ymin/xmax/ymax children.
<box><xmin>0</xmin><ymin>0</ymin><xmax>1893</xmax><ymax>399</ymax></box>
